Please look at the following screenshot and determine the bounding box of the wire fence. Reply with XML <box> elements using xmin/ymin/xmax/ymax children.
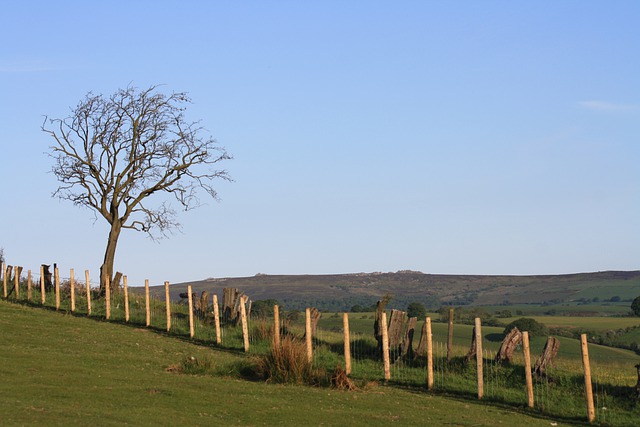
<box><xmin>2</xmin><ymin>262</ymin><xmax>639</xmax><ymax>426</ymax></box>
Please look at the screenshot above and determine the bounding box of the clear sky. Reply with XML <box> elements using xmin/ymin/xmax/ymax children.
<box><xmin>1</xmin><ymin>1</ymin><xmax>638</xmax><ymax>287</ymax></box>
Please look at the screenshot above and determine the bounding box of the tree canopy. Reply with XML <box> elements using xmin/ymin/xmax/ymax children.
<box><xmin>43</xmin><ymin>85</ymin><xmax>231</xmax><ymax>292</ymax></box>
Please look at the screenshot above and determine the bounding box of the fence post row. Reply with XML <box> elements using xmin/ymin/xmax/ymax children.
<box><xmin>27</xmin><ymin>269</ymin><xmax>32</xmax><ymax>302</ymax></box>
<box><xmin>240</xmin><ymin>296</ymin><xmax>249</xmax><ymax>352</ymax></box>
<box><xmin>305</xmin><ymin>307</ymin><xmax>313</xmax><ymax>363</ymax></box>
<box><xmin>40</xmin><ymin>265</ymin><xmax>45</xmax><ymax>304</ymax></box>
<box><xmin>381</xmin><ymin>311</ymin><xmax>391</xmax><ymax>381</ymax></box>
<box><xmin>2</xmin><ymin>262</ymin><xmax>6</xmax><ymax>298</ymax></box>
<box><xmin>522</xmin><ymin>331</ymin><xmax>534</xmax><ymax>408</ymax></box>
<box><xmin>426</xmin><ymin>317</ymin><xmax>434</xmax><ymax>390</ymax></box>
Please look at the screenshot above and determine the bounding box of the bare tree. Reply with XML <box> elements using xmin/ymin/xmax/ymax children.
<box><xmin>43</xmin><ymin>85</ymin><xmax>231</xmax><ymax>294</ymax></box>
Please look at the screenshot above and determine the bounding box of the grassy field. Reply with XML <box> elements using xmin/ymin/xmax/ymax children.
<box><xmin>0</xmin><ymin>300</ymin><xmax>583</xmax><ymax>427</ymax></box>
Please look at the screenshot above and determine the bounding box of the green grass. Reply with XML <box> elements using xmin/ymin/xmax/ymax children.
<box><xmin>1</xmin><ymin>300</ymin><xmax>581</xmax><ymax>427</ymax></box>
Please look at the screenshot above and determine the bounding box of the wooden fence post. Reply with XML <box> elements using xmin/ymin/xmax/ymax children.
<box><xmin>581</xmin><ymin>334</ymin><xmax>596</xmax><ymax>423</ymax></box>
<box><xmin>14</xmin><ymin>266</ymin><xmax>20</xmax><ymax>299</ymax></box>
<box><xmin>55</xmin><ymin>266</ymin><xmax>60</xmax><ymax>310</ymax></box>
<box><xmin>70</xmin><ymin>268</ymin><xmax>75</xmax><ymax>312</ymax></box>
<box><xmin>187</xmin><ymin>285</ymin><xmax>194</xmax><ymax>338</ymax></box>
<box><xmin>427</xmin><ymin>317</ymin><xmax>434</xmax><ymax>390</ymax></box>
<box><xmin>213</xmin><ymin>294</ymin><xmax>221</xmax><ymax>344</ymax></box>
<box><xmin>13</xmin><ymin>267</ymin><xmax>22</xmax><ymax>300</ymax></box>
<box><xmin>105</xmin><ymin>276</ymin><xmax>111</xmax><ymax>320</ymax></box>
<box><xmin>122</xmin><ymin>275</ymin><xmax>129</xmax><ymax>322</ymax></box>
<box><xmin>164</xmin><ymin>281</ymin><xmax>171</xmax><ymax>332</ymax></box>
<box><xmin>522</xmin><ymin>331</ymin><xmax>534</xmax><ymax>408</ymax></box>
<box><xmin>343</xmin><ymin>312</ymin><xmax>352</xmax><ymax>375</ymax></box>
<box><xmin>2</xmin><ymin>262</ymin><xmax>6</xmax><ymax>298</ymax></box>
<box><xmin>273</xmin><ymin>304</ymin><xmax>281</xmax><ymax>348</ymax></box>
<box><xmin>447</xmin><ymin>308</ymin><xmax>454</xmax><ymax>362</ymax></box>
<box><xmin>475</xmin><ymin>317</ymin><xmax>484</xmax><ymax>399</ymax></box>
<box><xmin>305</xmin><ymin>307</ymin><xmax>313</xmax><ymax>363</ymax></box>
<box><xmin>381</xmin><ymin>311</ymin><xmax>391</xmax><ymax>380</ymax></box>
<box><xmin>40</xmin><ymin>265</ymin><xmax>45</xmax><ymax>304</ymax></box>
<box><xmin>85</xmin><ymin>270</ymin><xmax>91</xmax><ymax>316</ymax></box>
<box><xmin>240</xmin><ymin>296</ymin><xmax>249</xmax><ymax>352</ymax></box>
<box><xmin>27</xmin><ymin>270</ymin><xmax>32</xmax><ymax>302</ymax></box>
<box><xmin>144</xmin><ymin>279</ymin><xmax>150</xmax><ymax>327</ymax></box>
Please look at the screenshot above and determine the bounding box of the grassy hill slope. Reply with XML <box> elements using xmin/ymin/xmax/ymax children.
<box><xmin>0</xmin><ymin>300</ymin><xmax>575</xmax><ymax>426</ymax></box>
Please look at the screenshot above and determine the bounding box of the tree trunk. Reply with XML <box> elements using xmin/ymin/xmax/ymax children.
<box><xmin>495</xmin><ymin>327</ymin><xmax>523</xmax><ymax>364</ymax></box>
<box><xmin>534</xmin><ymin>336</ymin><xmax>560</xmax><ymax>378</ymax></box>
<box><xmin>100</xmin><ymin>221</ymin><xmax>122</xmax><ymax>296</ymax></box>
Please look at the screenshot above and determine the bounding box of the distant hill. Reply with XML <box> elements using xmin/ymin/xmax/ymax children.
<box><xmin>150</xmin><ymin>270</ymin><xmax>640</xmax><ymax>312</ymax></box>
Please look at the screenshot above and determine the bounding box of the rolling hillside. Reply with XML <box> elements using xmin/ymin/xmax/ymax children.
<box><xmin>151</xmin><ymin>270</ymin><xmax>640</xmax><ymax>311</ymax></box>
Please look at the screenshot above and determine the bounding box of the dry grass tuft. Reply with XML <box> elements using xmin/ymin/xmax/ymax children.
<box><xmin>330</xmin><ymin>366</ymin><xmax>357</xmax><ymax>391</ymax></box>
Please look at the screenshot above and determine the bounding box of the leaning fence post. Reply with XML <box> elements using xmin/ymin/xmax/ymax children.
<box><xmin>105</xmin><ymin>276</ymin><xmax>111</xmax><ymax>320</ymax></box>
<box><xmin>305</xmin><ymin>307</ymin><xmax>313</xmax><ymax>363</ymax></box>
<box><xmin>144</xmin><ymin>279</ymin><xmax>150</xmax><ymax>327</ymax></box>
<box><xmin>70</xmin><ymin>268</ymin><xmax>75</xmax><ymax>313</ymax></box>
<box><xmin>123</xmin><ymin>275</ymin><xmax>130</xmax><ymax>322</ymax></box>
<box><xmin>164</xmin><ymin>281</ymin><xmax>171</xmax><ymax>332</ymax></box>
<box><xmin>40</xmin><ymin>265</ymin><xmax>45</xmax><ymax>304</ymax></box>
<box><xmin>522</xmin><ymin>331</ymin><xmax>534</xmax><ymax>408</ymax></box>
<box><xmin>581</xmin><ymin>334</ymin><xmax>596</xmax><ymax>423</ymax></box>
<box><xmin>27</xmin><ymin>270</ymin><xmax>32</xmax><ymax>302</ymax></box>
<box><xmin>447</xmin><ymin>308</ymin><xmax>454</xmax><ymax>362</ymax></box>
<box><xmin>213</xmin><ymin>294</ymin><xmax>221</xmax><ymax>344</ymax></box>
<box><xmin>475</xmin><ymin>317</ymin><xmax>484</xmax><ymax>399</ymax></box>
<box><xmin>273</xmin><ymin>304</ymin><xmax>281</xmax><ymax>348</ymax></box>
<box><xmin>240</xmin><ymin>296</ymin><xmax>249</xmax><ymax>352</ymax></box>
<box><xmin>187</xmin><ymin>285</ymin><xmax>194</xmax><ymax>338</ymax></box>
<box><xmin>2</xmin><ymin>262</ymin><xmax>6</xmax><ymax>298</ymax></box>
<box><xmin>381</xmin><ymin>311</ymin><xmax>391</xmax><ymax>381</ymax></box>
<box><xmin>343</xmin><ymin>312</ymin><xmax>352</xmax><ymax>375</ymax></box>
<box><xmin>54</xmin><ymin>266</ymin><xmax>60</xmax><ymax>310</ymax></box>
<box><xmin>85</xmin><ymin>270</ymin><xmax>91</xmax><ymax>316</ymax></box>
<box><xmin>427</xmin><ymin>317</ymin><xmax>434</xmax><ymax>390</ymax></box>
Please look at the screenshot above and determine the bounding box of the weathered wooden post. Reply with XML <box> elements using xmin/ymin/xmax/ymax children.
<box><xmin>381</xmin><ymin>311</ymin><xmax>391</xmax><ymax>381</ymax></box>
<box><xmin>273</xmin><ymin>304</ymin><xmax>281</xmax><ymax>348</ymax></box>
<box><xmin>27</xmin><ymin>270</ymin><xmax>32</xmax><ymax>301</ymax></box>
<box><xmin>305</xmin><ymin>307</ymin><xmax>313</xmax><ymax>363</ymax></box>
<box><xmin>187</xmin><ymin>285</ymin><xmax>194</xmax><ymax>338</ymax></box>
<box><xmin>343</xmin><ymin>312</ymin><xmax>352</xmax><ymax>375</ymax></box>
<box><xmin>122</xmin><ymin>276</ymin><xmax>130</xmax><ymax>320</ymax></box>
<box><xmin>426</xmin><ymin>317</ymin><xmax>434</xmax><ymax>390</ymax></box>
<box><xmin>55</xmin><ymin>266</ymin><xmax>60</xmax><ymax>310</ymax></box>
<box><xmin>85</xmin><ymin>270</ymin><xmax>91</xmax><ymax>316</ymax></box>
<box><xmin>581</xmin><ymin>334</ymin><xmax>596</xmax><ymax>423</ymax></box>
<box><xmin>447</xmin><ymin>308</ymin><xmax>454</xmax><ymax>362</ymax></box>
<box><xmin>13</xmin><ymin>266</ymin><xmax>20</xmax><ymax>299</ymax></box>
<box><xmin>164</xmin><ymin>281</ymin><xmax>171</xmax><ymax>332</ymax></box>
<box><xmin>70</xmin><ymin>268</ymin><xmax>75</xmax><ymax>312</ymax></box>
<box><xmin>144</xmin><ymin>279</ymin><xmax>150</xmax><ymax>327</ymax></box>
<box><xmin>2</xmin><ymin>262</ymin><xmax>7</xmax><ymax>299</ymax></box>
<box><xmin>475</xmin><ymin>317</ymin><xmax>484</xmax><ymax>399</ymax></box>
<box><xmin>105</xmin><ymin>276</ymin><xmax>111</xmax><ymax>320</ymax></box>
<box><xmin>213</xmin><ymin>294</ymin><xmax>221</xmax><ymax>344</ymax></box>
<box><xmin>522</xmin><ymin>331</ymin><xmax>534</xmax><ymax>408</ymax></box>
<box><xmin>40</xmin><ymin>265</ymin><xmax>45</xmax><ymax>304</ymax></box>
<box><xmin>240</xmin><ymin>296</ymin><xmax>249</xmax><ymax>352</ymax></box>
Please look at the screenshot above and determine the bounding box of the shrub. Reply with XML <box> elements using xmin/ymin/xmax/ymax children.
<box><xmin>256</xmin><ymin>335</ymin><xmax>325</xmax><ymax>385</ymax></box>
<box><xmin>503</xmin><ymin>318</ymin><xmax>548</xmax><ymax>337</ymax></box>
<box><xmin>407</xmin><ymin>302</ymin><xmax>427</xmax><ymax>319</ymax></box>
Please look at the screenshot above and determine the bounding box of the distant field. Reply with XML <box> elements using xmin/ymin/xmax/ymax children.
<box><xmin>501</xmin><ymin>315</ymin><xmax>640</xmax><ymax>332</ymax></box>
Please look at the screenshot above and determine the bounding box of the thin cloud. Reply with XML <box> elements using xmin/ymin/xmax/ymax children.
<box><xmin>579</xmin><ymin>100</ymin><xmax>638</xmax><ymax>111</ymax></box>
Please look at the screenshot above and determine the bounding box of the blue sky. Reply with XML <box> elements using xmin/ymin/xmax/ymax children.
<box><xmin>1</xmin><ymin>1</ymin><xmax>638</xmax><ymax>286</ymax></box>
